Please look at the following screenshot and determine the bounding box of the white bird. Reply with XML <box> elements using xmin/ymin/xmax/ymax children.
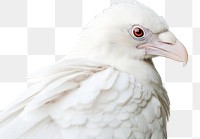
<box><xmin>0</xmin><ymin>2</ymin><xmax>188</xmax><ymax>139</ymax></box>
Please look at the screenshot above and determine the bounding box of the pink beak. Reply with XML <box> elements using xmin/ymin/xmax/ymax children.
<box><xmin>138</xmin><ymin>31</ymin><xmax>188</xmax><ymax>66</ymax></box>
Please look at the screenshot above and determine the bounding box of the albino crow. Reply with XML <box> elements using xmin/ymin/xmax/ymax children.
<box><xmin>0</xmin><ymin>2</ymin><xmax>188</xmax><ymax>139</ymax></box>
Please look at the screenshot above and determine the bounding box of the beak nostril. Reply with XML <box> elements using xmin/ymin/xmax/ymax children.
<box><xmin>161</xmin><ymin>41</ymin><xmax>173</xmax><ymax>45</ymax></box>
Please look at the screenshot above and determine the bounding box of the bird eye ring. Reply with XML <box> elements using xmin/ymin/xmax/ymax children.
<box><xmin>132</xmin><ymin>26</ymin><xmax>145</xmax><ymax>38</ymax></box>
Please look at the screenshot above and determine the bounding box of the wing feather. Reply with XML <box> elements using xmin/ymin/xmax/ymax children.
<box><xmin>0</xmin><ymin>59</ymin><xmax>108</xmax><ymax>139</ymax></box>
<box><xmin>0</xmin><ymin>58</ymin><xmax>169</xmax><ymax>139</ymax></box>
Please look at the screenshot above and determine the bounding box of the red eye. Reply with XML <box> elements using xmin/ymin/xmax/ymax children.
<box><xmin>133</xmin><ymin>27</ymin><xmax>144</xmax><ymax>37</ymax></box>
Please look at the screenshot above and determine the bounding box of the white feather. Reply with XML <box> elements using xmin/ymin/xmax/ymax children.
<box><xmin>0</xmin><ymin>2</ymin><xmax>171</xmax><ymax>139</ymax></box>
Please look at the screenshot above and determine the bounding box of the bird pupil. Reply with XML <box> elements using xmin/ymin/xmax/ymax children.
<box><xmin>133</xmin><ymin>27</ymin><xmax>144</xmax><ymax>37</ymax></box>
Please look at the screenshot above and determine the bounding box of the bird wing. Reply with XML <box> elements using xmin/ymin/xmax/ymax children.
<box><xmin>0</xmin><ymin>59</ymin><xmax>168</xmax><ymax>139</ymax></box>
<box><xmin>0</xmin><ymin>59</ymin><xmax>109</xmax><ymax>138</ymax></box>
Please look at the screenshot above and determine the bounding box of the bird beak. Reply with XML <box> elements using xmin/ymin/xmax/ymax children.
<box><xmin>138</xmin><ymin>31</ymin><xmax>188</xmax><ymax>66</ymax></box>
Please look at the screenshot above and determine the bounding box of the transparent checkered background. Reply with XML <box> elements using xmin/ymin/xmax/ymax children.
<box><xmin>0</xmin><ymin>0</ymin><xmax>199</xmax><ymax>138</ymax></box>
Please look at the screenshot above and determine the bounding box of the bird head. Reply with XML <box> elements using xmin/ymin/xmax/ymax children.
<box><xmin>75</xmin><ymin>2</ymin><xmax>188</xmax><ymax>67</ymax></box>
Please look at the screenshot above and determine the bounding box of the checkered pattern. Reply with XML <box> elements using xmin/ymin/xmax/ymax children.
<box><xmin>0</xmin><ymin>0</ymin><xmax>199</xmax><ymax>138</ymax></box>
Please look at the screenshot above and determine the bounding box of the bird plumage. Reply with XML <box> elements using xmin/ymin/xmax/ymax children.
<box><xmin>0</xmin><ymin>2</ymin><xmax>187</xmax><ymax>139</ymax></box>
<box><xmin>0</xmin><ymin>58</ymin><xmax>169</xmax><ymax>139</ymax></box>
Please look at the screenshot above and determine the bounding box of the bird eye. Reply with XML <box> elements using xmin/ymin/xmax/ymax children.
<box><xmin>129</xmin><ymin>25</ymin><xmax>150</xmax><ymax>41</ymax></box>
<box><xmin>133</xmin><ymin>27</ymin><xmax>144</xmax><ymax>38</ymax></box>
